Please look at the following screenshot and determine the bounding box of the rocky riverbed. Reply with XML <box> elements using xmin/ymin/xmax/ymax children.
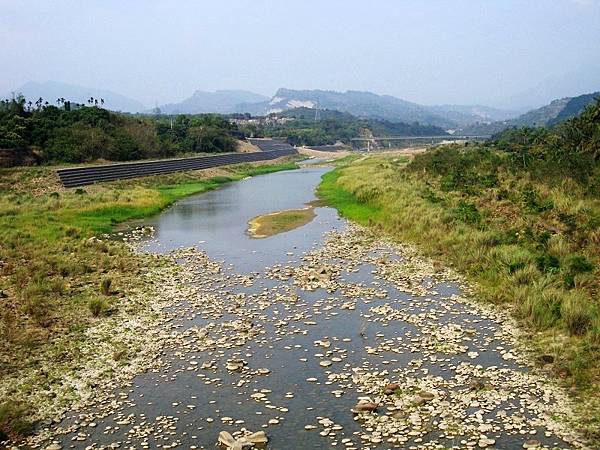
<box><xmin>19</xmin><ymin>223</ymin><xmax>587</xmax><ymax>450</ymax></box>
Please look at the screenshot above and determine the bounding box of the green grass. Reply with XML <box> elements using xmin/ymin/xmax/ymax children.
<box><xmin>0</xmin><ymin>157</ymin><xmax>300</xmax><ymax>439</ymax></box>
<box><xmin>317</xmin><ymin>170</ymin><xmax>383</xmax><ymax>225</ymax></box>
<box><xmin>248</xmin><ymin>207</ymin><xmax>316</xmax><ymax>238</ymax></box>
<box><xmin>317</xmin><ymin>151</ymin><xmax>600</xmax><ymax>443</ymax></box>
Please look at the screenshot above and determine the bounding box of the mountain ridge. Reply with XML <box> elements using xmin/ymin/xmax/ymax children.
<box><xmin>158</xmin><ymin>90</ymin><xmax>269</xmax><ymax>114</ymax></box>
<box><xmin>460</xmin><ymin>91</ymin><xmax>600</xmax><ymax>135</ymax></box>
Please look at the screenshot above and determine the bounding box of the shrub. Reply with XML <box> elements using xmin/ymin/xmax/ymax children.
<box><xmin>536</xmin><ymin>253</ymin><xmax>560</xmax><ymax>273</ymax></box>
<box><xmin>21</xmin><ymin>283</ymin><xmax>51</xmax><ymax>326</ymax></box>
<box><xmin>88</xmin><ymin>297</ymin><xmax>109</xmax><ymax>317</ymax></box>
<box><xmin>521</xmin><ymin>187</ymin><xmax>553</xmax><ymax>212</ymax></box>
<box><xmin>491</xmin><ymin>245</ymin><xmax>535</xmax><ymax>274</ymax></box>
<box><xmin>100</xmin><ymin>277</ymin><xmax>112</xmax><ymax>296</ymax></box>
<box><xmin>0</xmin><ymin>402</ymin><xmax>32</xmax><ymax>439</ymax></box>
<box><xmin>452</xmin><ymin>201</ymin><xmax>481</xmax><ymax>225</ymax></box>
<box><xmin>564</xmin><ymin>254</ymin><xmax>594</xmax><ymax>288</ymax></box>
<box><xmin>561</xmin><ymin>291</ymin><xmax>595</xmax><ymax>336</ymax></box>
<box><xmin>516</xmin><ymin>285</ymin><xmax>562</xmax><ymax>330</ymax></box>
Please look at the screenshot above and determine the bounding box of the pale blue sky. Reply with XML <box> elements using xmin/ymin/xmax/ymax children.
<box><xmin>1</xmin><ymin>0</ymin><xmax>599</xmax><ymax>108</ymax></box>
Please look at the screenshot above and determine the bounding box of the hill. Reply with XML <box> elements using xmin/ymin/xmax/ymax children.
<box><xmin>237</xmin><ymin>107</ymin><xmax>447</xmax><ymax>146</ymax></box>
<box><xmin>258</xmin><ymin>89</ymin><xmax>521</xmax><ymax>129</ymax></box>
<box><xmin>158</xmin><ymin>90</ymin><xmax>269</xmax><ymax>114</ymax></box>
<box><xmin>461</xmin><ymin>91</ymin><xmax>600</xmax><ymax>135</ymax></box>
<box><xmin>5</xmin><ymin>81</ymin><xmax>147</xmax><ymax>113</ymax></box>
<box><xmin>162</xmin><ymin>88</ymin><xmax>519</xmax><ymax>129</ymax></box>
<box><xmin>263</xmin><ymin>88</ymin><xmax>456</xmax><ymax>128</ymax></box>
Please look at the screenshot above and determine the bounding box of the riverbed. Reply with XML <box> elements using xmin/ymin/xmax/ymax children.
<box><xmin>33</xmin><ymin>166</ymin><xmax>583</xmax><ymax>450</ymax></box>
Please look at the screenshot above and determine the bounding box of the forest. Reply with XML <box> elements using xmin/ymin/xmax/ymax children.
<box><xmin>0</xmin><ymin>95</ymin><xmax>239</xmax><ymax>164</ymax></box>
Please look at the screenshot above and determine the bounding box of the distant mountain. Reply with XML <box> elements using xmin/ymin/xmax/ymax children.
<box><xmin>460</xmin><ymin>91</ymin><xmax>600</xmax><ymax>135</ymax></box>
<box><xmin>261</xmin><ymin>88</ymin><xmax>456</xmax><ymax>128</ymax></box>
<box><xmin>5</xmin><ymin>80</ymin><xmax>147</xmax><ymax>112</ymax></box>
<box><xmin>158</xmin><ymin>90</ymin><xmax>269</xmax><ymax>114</ymax></box>
<box><xmin>428</xmin><ymin>104</ymin><xmax>522</xmax><ymax>125</ymax></box>
<box><xmin>245</xmin><ymin>89</ymin><xmax>520</xmax><ymax>129</ymax></box>
<box><xmin>497</xmin><ymin>62</ymin><xmax>600</xmax><ymax>110</ymax></box>
<box><xmin>547</xmin><ymin>92</ymin><xmax>600</xmax><ymax>126</ymax></box>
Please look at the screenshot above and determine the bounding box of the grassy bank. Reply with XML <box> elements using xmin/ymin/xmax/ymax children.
<box><xmin>318</xmin><ymin>151</ymin><xmax>600</xmax><ymax>442</ymax></box>
<box><xmin>0</xmin><ymin>157</ymin><xmax>300</xmax><ymax>440</ymax></box>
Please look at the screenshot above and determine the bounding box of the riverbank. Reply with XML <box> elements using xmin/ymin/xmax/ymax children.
<box><xmin>0</xmin><ymin>156</ymin><xmax>301</xmax><ymax>440</ymax></box>
<box><xmin>317</xmin><ymin>151</ymin><xmax>600</xmax><ymax>444</ymax></box>
<box><xmin>22</xmin><ymin>224</ymin><xmax>586</xmax><ymax>450</ymax></box>
<box><xmin>4</xmin><ymin>160</ymin><xmax>589</xmax><ymax>449</ymax></box>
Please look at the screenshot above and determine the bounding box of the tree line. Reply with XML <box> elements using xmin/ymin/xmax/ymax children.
<box><xmin>0</xmin><ymin>95</ymin><xmax>239</xmax><ymax>164</ymax></box>
<box><xmin>236</xmin><ymin>108</ymin><xmax>447</xmax><ymax>147</ymax></box>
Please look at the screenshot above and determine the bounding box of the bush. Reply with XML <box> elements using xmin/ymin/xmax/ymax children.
<box><xmin>88</xmin><ymin>297</ymin><xmax>109</xmax><ymax>317</ymax></box>
<box><xmin>515</xmin><ymin>285</ymin><xmax>562</xmax><ymax>330</ymax></box>
<box><xmin>536</xmin><ymin>253</ymin><xmax>560</xmax><ymax>273</ymax></box>
<box><xmin>100</xmin><ymin>277</ymin><xmax>112</xmax><ymax>295</ymax></box>
<box><xmin>561</xmin><ymin>291</ymin><xmax>595</xmax><ymax>336</ymax></box>
<box><xmin>0</xmin><ymin>402</ymin><xmax>32</xmax><ymax>439</ymax></box>
<box><xmin>490</xmin><ymin>245</ymin><xmax>535</xmax><ymax>274</ymax></box>
<box><xmin>452</xmin><ymin>201</ymin><xmax>481</xmax><ymax>225</ymax></box>
<box><xmin>564</xmin><ymin>254</ymin><xmax>594</xmax><ymax>288</ymax></box>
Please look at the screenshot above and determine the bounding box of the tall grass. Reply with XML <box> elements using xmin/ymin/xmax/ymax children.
<box><xmin>318</xmin><ymin>151</ymin><xmax>600</xmax><ymax>440</ymax></box>
<box><xmin>0</xmin><ymin>157</ymin><xmax>300</xmax><ymax>438</ymax></box>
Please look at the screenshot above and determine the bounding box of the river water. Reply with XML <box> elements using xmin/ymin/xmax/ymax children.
<box><xmin>138</xmin><ymin>166</ymin><xmax>341</xmax><ymax>272</ymax></box>
<box><xmin>44</xmin><ymin>165</ymin><xmax>576</xmax><ymax>450</ymax></box>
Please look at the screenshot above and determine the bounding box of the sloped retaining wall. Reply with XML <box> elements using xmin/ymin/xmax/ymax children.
<box><xmin>56</xmin><ymin>148</ymin><xmax>298</xmax><ymax>187</ymax></box>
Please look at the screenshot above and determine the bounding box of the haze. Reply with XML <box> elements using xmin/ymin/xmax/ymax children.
<box><xmin>2</xmin><ymin>0</ymin><xmax>599</xmax><ymax>109</ymax></box>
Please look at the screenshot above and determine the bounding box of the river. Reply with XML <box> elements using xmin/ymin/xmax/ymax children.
<box><xmin>41</xmin><ymin>165</ymin><xmax>578</xmax><ymax>450</ymax></box>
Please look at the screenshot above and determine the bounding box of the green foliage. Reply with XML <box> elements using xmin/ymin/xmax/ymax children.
<box><xmin>88</xmin><ymin>298</ymin><xmax>109</xmax><ymax>317</ymax></box>
<box><xmin>410</xmin><ymin>145</ymin><xmax>503</xmax><ymax>194</ymax></box>
<box><xmin>100</xmin><ymin>277</ymin><xmax>112</xmax><ymax>295</ymax></box>
<box><xmin>561</xmin><ymin>290</ymin><xmax>596</xmax><ymax>336</ymax></box>
<box><xmin>237</xmin><ymin>107</ymin><xmax>446</xmax><ymax>146</ymax></box>
<box><xmin>155</xmin><ymin>114</ymin><xmax>238</xmax><ymax>155</ymax></box>
<box><xmin>452</xmin><ymin>200</ymin><xmax>482</xmax><ymax>225</ymax></box>
<box><xmin>0</xmin><ymin>97</ymin><xmax>239</xmax><ymax>164</ymax></box>
<box><xmin>564</xmin><ymin>255</ymin><xmax>594</xmax><ymax>288</ymax></box>
<box><xmin>0</xmin><ymin>402</ymin><xmax>32</xmax><ymax>440</ymax></box>
<box><xmin>521</xmin><ymin>187</ymin><xmax>554</xmax><ymax>212</ymax></box>
<box><xmin>492</xmin><ymin>98</ymin><xmax>600</xmax><ymax>189</ymax></box>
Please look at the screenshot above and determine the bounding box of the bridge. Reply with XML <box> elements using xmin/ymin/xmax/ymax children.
<box><xmin>350</xmin><ymin>135</ymin><xmax>491</xmax><ymax>151</ymax></box>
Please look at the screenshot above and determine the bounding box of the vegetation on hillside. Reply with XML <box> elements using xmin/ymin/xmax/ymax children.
<box><xmin>460</xmin><ymin>92</ymin><xmax>600</xmax><ymax>136</ymax></box>
<box><xmin>0</xmin><ymin>96</ymin><xmax>239</xmax><ymax>164</ymax></box>
<box><xmin>318</xmin><ymin>101</ymin><xmax>600</xmax><ymax>442</ymax></box>
<box><xmin>236</xmin><ymin>107</ymin><xmax>447</xmax><ymax>146</ymax></box>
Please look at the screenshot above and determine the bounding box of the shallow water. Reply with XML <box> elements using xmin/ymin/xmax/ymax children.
<box><xmin>137</xmin><ymin>166</ymin><xmax>342</xmax><ymax>273</ymax></box>
<box><xmin>47</xmin><ymin>167</ymin><xmax>574</xmax><ymax>450</ymax></box>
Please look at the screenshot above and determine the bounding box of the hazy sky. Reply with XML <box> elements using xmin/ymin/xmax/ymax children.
<box><xmin>1</xmin><ymin>0</ymin><xmax>599</xmax><ymax>108</ymax></box>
